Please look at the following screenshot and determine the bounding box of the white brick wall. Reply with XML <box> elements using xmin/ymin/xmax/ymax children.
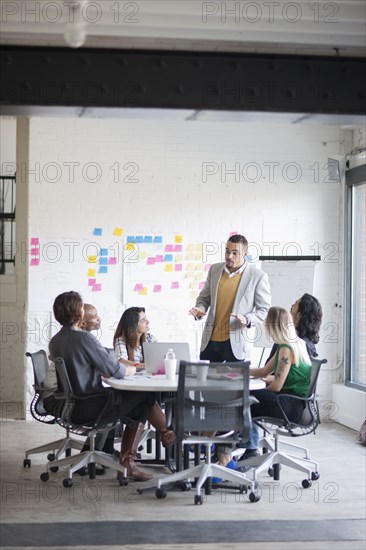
<box><xmin>0</xmin><ymin>115</ymin><xmax>355</xmax><ymax>416</ymax></box>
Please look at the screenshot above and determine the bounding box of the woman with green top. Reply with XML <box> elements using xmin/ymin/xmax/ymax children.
<box><xmin>249</xmin><ymin>306</ymin><xmax>312</xmax><ymax>438</ymax></box>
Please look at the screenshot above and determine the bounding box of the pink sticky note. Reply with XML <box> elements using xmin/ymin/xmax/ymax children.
<box><xmin>205</xmin><ymin>264</ymin><xmax>211</xmax><ymax>271</ymax></box>
<box><xmin>175</xmin><ymin>264</ymin><xmax>183</xmax><ymax>271</ymax></box>
<box><xmin>134</xmin><ymin>283</ymin><xmax>144</xmax><ymax>291</ymax></box>
<box><xmin>165</xmin><ymin>245</ymin><xmax>174</xmax><ymax>252</ymax></box>
<box><xmin>88</xmin><ymin>278</ymin><xmax>96</xmax><ymax>286</ymax></box>
<box><xmin>174</xmin><ymin>244</ymin><xmax>183</xmax><ymax>252</ymax></box>
<box><xmin>93</xmin><ymin>284</ymin><xmax>102</xmax><ymax>292</ymax></box>
<box><xmin>147</xmin><ymin>257</ymin><xmax>156</xmax><ymax>265</ymax></box>
<box><xmin>30</xmin><ymin>258</ymin><xmax>40</xmax><ymax>266</ymax></box>
<box><xmin>171</xmin><ymin>281</ymin><xmax>179</xmax><ymax>289</ymax></box>
<box><xmin>108</xmin><ymin>257</ymin><xmax>117</xmax><ymax>265</ymax></box>
<box><xmin>31</xmin><ymin>248</ymin><xmax>40</xmax><ymax>256</ymax></box>
<box><xmin>153</xmin><ymin>285</ymin><xmax>162</xmax><ymax>293</ymax></box>
<box><xmin>199</xmin><ymin>281</ymin><xmax>205</xmax><ymax>289</ymax></box>
<box><xmin>31</xmin><ymin>238</ymin><xmax>39</xmax><ymax>245</ymax></box>
<box><xmin>229</xmin><ymin>231</ymin><xmax>238</xmax><ymax>237</ymax></box>
<box><xmin>155</xmin><ymin>255</ymin><xmax>164</xmax><ymax>262</ymax></box>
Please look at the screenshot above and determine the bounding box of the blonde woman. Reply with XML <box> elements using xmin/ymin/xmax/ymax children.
<box><xmin>246</xmin><ymin>306</ymin><xmax>312</xmax><ymax>453</ymax></box>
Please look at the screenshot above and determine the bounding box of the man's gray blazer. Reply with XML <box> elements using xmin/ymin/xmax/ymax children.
<box><xmin>195</xmin><ymin>262</ymin><xmax>271</xmax><ymax>359</ymax></box>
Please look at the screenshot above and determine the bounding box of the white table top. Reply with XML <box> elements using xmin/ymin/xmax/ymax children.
<box><xmin>103</xmin><ymin>374</ymin><xmax>265</xmax><ymax>392</ymax></box>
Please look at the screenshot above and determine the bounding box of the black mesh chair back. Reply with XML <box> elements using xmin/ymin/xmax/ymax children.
<box><xmin>26</xmin><ymin>350</ymin><xmax>56</xmax><ymax>424</ymax></box>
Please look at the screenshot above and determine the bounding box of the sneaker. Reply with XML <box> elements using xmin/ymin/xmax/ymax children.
<box><xmin>211</xmin><ymin>458</ymin><xmax>237</xmax><ymax>484</ymax></box>
<box><xmin>240</xmin><ymin>448</ymin><xmax>259</xmax><ymax>460</ymax></box>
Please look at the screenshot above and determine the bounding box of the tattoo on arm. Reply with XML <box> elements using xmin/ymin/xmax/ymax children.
<box><xmin>275</xmin><ymin>356</ymin><xmax>289</xmax><ymax>379</ymax></box>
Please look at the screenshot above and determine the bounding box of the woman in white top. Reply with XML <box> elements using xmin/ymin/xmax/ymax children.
<box><xmin>114</xmin><ymin>307</ymin><xmax>157</xmax><ymax>375</ymax></box>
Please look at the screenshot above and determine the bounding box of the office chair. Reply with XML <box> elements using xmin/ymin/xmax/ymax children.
<box><xmin>235</xmin><ymin>357</ymin><xmax>327</xmax><ymax>487</ymax></box>
<box><xmin>146</xmin><ymin>360</ymin><xmax>261</xmax><ymax>504</ymax></box>
<box><xmin>23</xmin><ymin>350</ymin><xmax>84</xmax><ymax>468</ymax></box>
<box><xmin>40</xmin><ymin>356</ymin><xmax>134</xmax><ymax>487</ymax></box>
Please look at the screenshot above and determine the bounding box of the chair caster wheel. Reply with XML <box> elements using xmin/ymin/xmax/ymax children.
<box><xmin>194</xmin><ymin>494</ymin><xmax>203</xmax><ymax>505</ymax></box>
<box><xmin>179</xmin><ymin>481</ymin><xmax>192</xmax><ymax>492</ymax></box>
<box><xmin>23</xmin><ymin>459</ymin><xmax>31</xmax><ymax>468</ymax></box>
<box><xmin>268</xmin><ymin>465</ymin><xmax>281</xmax><ymax>477</ymax></box>
<box><xmin>119</xmin><ymin>477</ymin><xmax>129</xmax><ymax>486</ymax></box>
<box><xmin>311</xmin><ymin>472</ymin><xmax>320</xmax><ymax>481</ymax></box>
<box><xmin>63</xmin><ymin>478</ymin><xmax>73</xmax><ymax>488</ymax></box>
<box><xmin>50</xmin><ymin>466</ymin><xmax>59</xmax><ymax>473</ymax></box>
<box><xmin>156</xmin><ymin>488</ymin><xmax>167</xmax><ymax>499</ymax></box>
<box><xmin>249</xmin><ymin>492</ymin><xmax>260</xmax><ymax>503</ymax></box>
<box><xmin>302</xmin><ymin>479</ymin><xmax>312</xmax><ymax>488</ymax></box>
<box><xmin>40</xmin><ymin>472</ymin><xmax>50</xmax><ymax>482</ymax></box>
<box><xmin>47</xmin><ymin>453</ymin><xmax>56</xmax><ymax>462</ymax></box>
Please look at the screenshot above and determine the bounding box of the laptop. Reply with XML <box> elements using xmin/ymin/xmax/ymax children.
<box><xmin>142</xmin><ymin>342</ymin><xmax>191</xmax><ymax>374</ymax></box>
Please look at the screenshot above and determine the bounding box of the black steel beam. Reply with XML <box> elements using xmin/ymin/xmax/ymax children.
<box><xmin>1</xmin><ymin>46</ymin><xmax>365</xmax><ymax>114</ymax></box>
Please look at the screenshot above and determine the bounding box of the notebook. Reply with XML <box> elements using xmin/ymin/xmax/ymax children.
<box><xmin>142</xmin><ymin>342</ymin><xmax>191</xmax><ymax>374</ymax></box>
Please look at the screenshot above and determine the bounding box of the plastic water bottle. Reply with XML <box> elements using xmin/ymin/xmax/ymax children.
<box><xmin>164</xmin><ymin>348</ymin><xmax>176</xmax><ymax>361</ymax></box>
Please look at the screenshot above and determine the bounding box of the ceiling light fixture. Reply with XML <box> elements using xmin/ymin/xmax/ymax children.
<box><xmin>64</xmin><ymin>1</ymin><xmax>88</xmax><ymax>49</ymax></box>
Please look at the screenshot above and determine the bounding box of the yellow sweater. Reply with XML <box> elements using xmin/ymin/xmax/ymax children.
<box><xmin>211</xmin><ymin>271</ymin><xmax>242</xmax><ymax>342</ymax></box>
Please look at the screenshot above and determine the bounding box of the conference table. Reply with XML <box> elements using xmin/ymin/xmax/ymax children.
<box><xmin>103</xmin><ymin>373</ymin><xmax>265</xmax><ymax>471</ymax></box>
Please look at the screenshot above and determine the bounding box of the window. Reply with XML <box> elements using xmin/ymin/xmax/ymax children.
<box><xmin>346</xmin><ymin>166</ymin><xmax>366</xmax><ymax>390</ymax></box>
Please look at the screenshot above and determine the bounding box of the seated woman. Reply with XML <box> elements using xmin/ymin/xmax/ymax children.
<box><xmin>248</xmin><ymin>306</ymin><xmax>312</xmax><ymax>451</ymax></box>
<box><xmin>49</xmin><ymin>292</ymin><xmax>175</xmax><ymax>482</ymax></box>
<box><xmin>113</xmin><ymin>306</ymin><xmax>157</xmax><ymax>374</ymax></box>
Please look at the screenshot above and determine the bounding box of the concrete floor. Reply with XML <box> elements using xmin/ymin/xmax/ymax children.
<box><xmin>0</xmin><ymin>419</ymin><xmax>365</xmax><ymax>549</ymax></box>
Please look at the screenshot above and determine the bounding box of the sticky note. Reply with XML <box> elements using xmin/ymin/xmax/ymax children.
<box><xmin>186</xmin><ymin>253</ymin><xmax>195</xmax><ymax>261</ymax></box>
<box><xmin>135</xmin><ymin>236</ymin><xmax>144</xmax><ymax>243</ymax></box>
<box><xmin>190</xmin><ymin>281</ymin><xmax>199</xmax><ymax>289</ymax></box>
<box><xmin>99</xmin><ymin>266</ymin><xmax>108</xmax><ymax>274</ymax></box>
<box><xmin>144</xmin><ymin>236</ymin><xmax>153</xmax><ymax>243</ymax></box>
<box><xmin>155</xmin><ymin>255</ymin><xmax>164</xmax><ymax>263</ymax></box>
<box><xmin>31</xmin><ymin>238</ymin><xmax>39</xmax><ymax>246</ymax></box>
<box><xmin>31</xmin><ymin>248</ymin><xmax>39</xmax><ymax>256</ymax></box>
<box><xmin>199</xmin><ymin>281</ymin><xmax>205</xmax><ymax>289</ymax></box>
<box><xmin>195</xmin><ymin>252</ymin><xmax>202</xmax><ymax>261</ymax></box>
<box><xmin>100</xmin><ymin>248</ymin><xmax>108</xmax><ymax>256</ymax></box>
<box><xmin>109</xmin><ymin>257</ymin><xmax>117</xmax><ymax>265</ymax></box>
<box><xmin>164</xmin><ymin>254</ymin><xmax>173</xmax><ymax>262</ymax></box>
<box><xmin>88</xmin><ymin>256</ymin><xmax>97</xmax><ymax>263</ymax></box>
<box><xmin>88</xmin><ymin>269</ymin><xmax>96</xmax><ymax>277</ymax></box>
<box><xmin>171</xmin><ymin>281</ymin><xmax>179</xmax><ymax>289</ymax></box>
<box><xmin>195</xmin><ymin>244</ymin><xmax>202</xmax><ymax>251</ymax></box>
<box><xmin>175</xmin><ymin>235</ymin><xmax>183</xmax><ymax>243</ymax></box>
<box><xmin>126</xmin><ymin>243</ymin><xmax>135</xmax><ymax>251</ymax></box>
<box><xmin>138</xmin><ymin>251</ymin><xmax>147</xmax><ymax>260</ymax></box>
<box><xmin>30</xmin><ymin>258</ymin><xmax>39</xmax><ymax>266</ymax></box>
<box><xmin>93</xmin><ymin>284</ymin><xmax>102</xmax><ymax>292</ymax></box>
<box><xmin>134</xmin><ymin>283</ymin><xmax>144</xmax><ymax>291</ymax></box>
<box><xmin>205</xmin><ymin>264</ymin><xmax>211</xmax><ymax>271</ymax></box>
<box><xmin>175</xmin><ymin>264</ymin><xmax>183</xmax><ymax>271</ymax></box>
<box><xmin>139</xmin><ymin>287</ymin><xmax>148</xmax><ymax>295</ymax></box>
<box><xmin>88</xmin><ymin>278</ymin><xmax>96</xmax><ymax>286</ymax></box>
<box><xmin>175</xmin><ymin>254</ymin><xmax>183</xmax><ymax>262</ymax></box>
<box><xmin>93</xmin><ymin>228</ymin><xmax>102</xmax><ymax>236</ymax></box>
<box><xmin>174</xmin><ymin>244</ymin><xmax>182</xmax><ymax>252</ymax></box>
<box><xmin>186</xmin><ymin>263</ymin><xmax>195</xmax><ymax>271</ymax></box>
<box><xmin>195</xmin><ymin>272</ymin><xmax>204</xmax><ymax>280</ymax></box>
<box><xmin>165</xmin><ymin>264</ymin><xmax>173</xmax><ymax>272</ymax></box>
<box><xmin>230</xmin><ymin>231</ymin><xmax>238</xmax><ymax>237</ymax></box>
<box><xmin>187</xmin><ymin>244</ymin><xmax>195</xmax><ymax>252</ymax></box>
<box><xmin>147</xmin><ymin>257</ymin><xmax>156</xmax><ymax>265</ymax></box>
<box><xmin>127</xmin><ymin>236</ymin><xmax>135</xmax><ymax>243</ymax></box>
<box><xmin>113</xmin><ymin>228</ymin><xmax>123</xmax><ymax>237</ymax></box>
<box><xmin>165</xmin><ymin>245</ymin><xmax>174</xmax><ymax>252</ymax></box>
<box><xmin>153</xmin><ymin>236</ymin><xmax>163</xmax><ymax>243</ymax></box>
<box><xmin>99</xmin><ymin>257</ymin><xmax>108</xmax><ymax>265</ymax></box>
<box><xmin>186</xmin><ymin>271</ymin><xmax>195</xmax><ymax>279</ymax></box>
<box><xmin>153</xmin><ymin>285</ymin><xmax>162</xmax><ymax>293</ymax></box>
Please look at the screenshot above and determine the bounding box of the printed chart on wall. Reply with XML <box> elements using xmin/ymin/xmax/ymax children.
<box><xmin>122</xmin><ymin>233</ymin><xmax>210</xmax><ymax>305</ymax></box>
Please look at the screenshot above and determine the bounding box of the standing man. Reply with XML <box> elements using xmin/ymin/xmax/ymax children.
<box><xmin>189</xmin><ymin>234</ymin><xmax>271</xmax><ymax>362</ymax></box>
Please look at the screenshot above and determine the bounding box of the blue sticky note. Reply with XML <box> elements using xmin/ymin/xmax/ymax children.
<box><xmin>99</xmin><ymin>257</ymin><xmax>108</xmax><ymax>265</ymax></box>
<box><xmin>153</xmin><ymin>236</ymin><xmax>163</xmax><ymax>243</ymax></box>
<box><xmin>135</xmin><ymin>236</ymin><xmax>144</xmax><ymax>243</ymax></box>
<box><xmin>127</xmin><ymin>236</ymin><xmax>135</xmax><ymax>243</ymax></box>
<box><xmin>164</xmin><ymin>254</ymin><xmax>173</xmax><ymax>262</ymax></box>
<box><xmin>144</xmin><ymin>236</ymin><xmax>153</xmax><ymax>243</ymax></box>
<box><xmin>100</xmin><ymin>248</ymin><xmax>108</xmax><ymax>256</ymax></box>
<box><xmin>247</xmin><ymin>255</ymin><xmax>253</xmax><ymax>262</ymax></box>
<box><xmin>99</xmin><ymin>266</ymin><xmax>108</xmax><ymax>274</ymax></box>
<box><xmin>93</xmin><ymin>228</ymin><xmax>102</xmax><ymax>236</ymax></box>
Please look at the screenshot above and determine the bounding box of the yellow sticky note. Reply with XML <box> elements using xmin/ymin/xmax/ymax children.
<box><xmin>126</xmin><ymin>243</ymin><xmax>135</xmax><ymax>251</ymax></box>
<box><xmin>138</xmin><ymin>252</ymin><xmax>147</xmax><ymax>260</ymax></box>
<box><xmin>165</xmin><ymin>264</ymin><xmax>173</xmax><ymax>272</ymax></box>
<box><xmin>88</xmin><ymin>269</ymin><xmax>96</xmax><ymax>277</ymax></box>
<box><xmin>175</xmin><ymin>235</ymin><xmax>183</xmax><ymax>243</ymax></box>
<box><xmin>139</xmin><ymin>287</ymin><xmax>148</xmax><ymax>295</ymax></box>
<box><xmin>88</xmin><ymin>256</ymin><xmax>97</xmax><ymax>263</ymax></box>
<box><xmin>114</xmin><ymin>227</ymin><xmax>123</xmax><ymax>237</ymax></box>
